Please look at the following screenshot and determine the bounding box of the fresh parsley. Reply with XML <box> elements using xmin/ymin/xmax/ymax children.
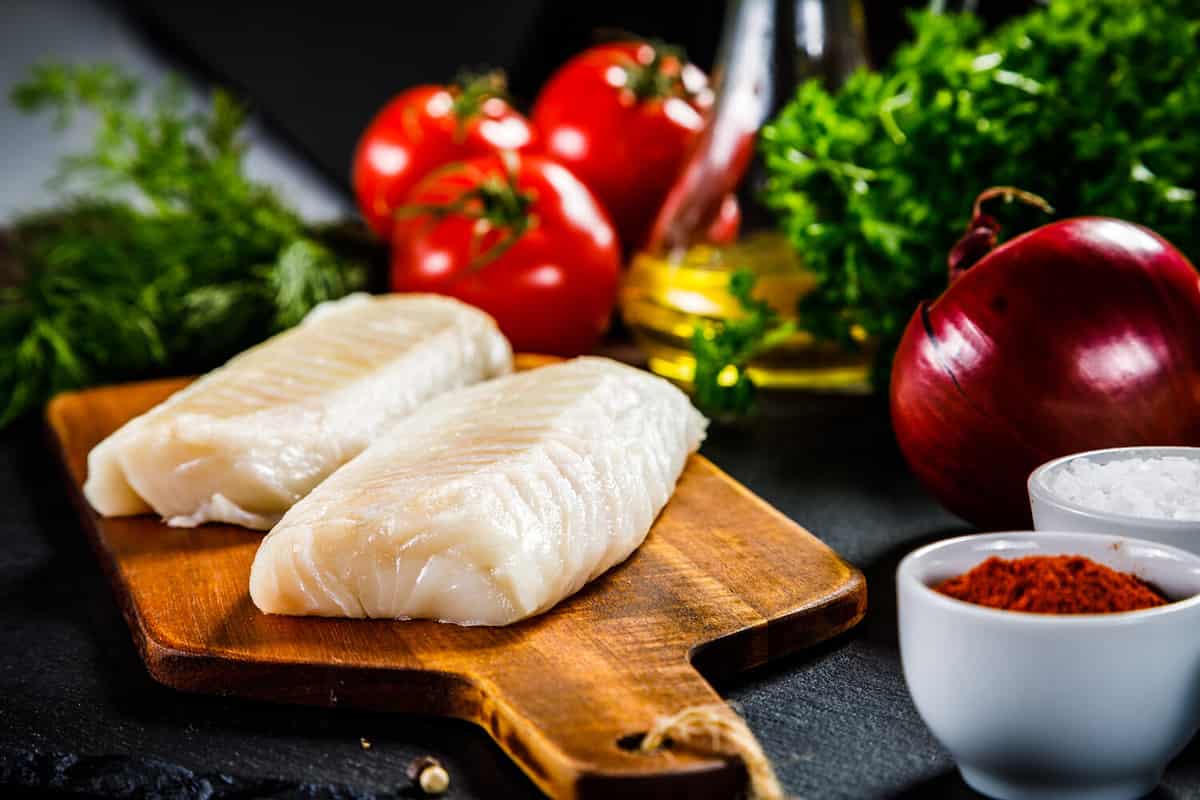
<box><xmin>691</xmin><ymin>269</ymin><xmax>795</xmax><ymax>416</ymax></box>
<box><xmin>701</xmin><ymin>0</ymin><xmax>1199</xmax><ymax>405</ymax></box>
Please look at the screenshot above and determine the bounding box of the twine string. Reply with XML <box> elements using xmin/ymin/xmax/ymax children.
<box><xmin>639</xmin><ymin>702</ymin><xmax>787</xmax><ymax>800</ymax></box>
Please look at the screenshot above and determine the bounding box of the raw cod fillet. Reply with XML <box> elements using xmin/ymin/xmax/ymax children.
<box><xmin>249</xmin><ymin>357</ymin><xmax>708</xmax><ymax>625</ymax></box>
<box><xmin>84</xmin><ymin>293</ymin><xmax>513</xmax><ymax>529</ymax></box>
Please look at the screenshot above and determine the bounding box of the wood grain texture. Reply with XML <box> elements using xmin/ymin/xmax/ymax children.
<box><xmin>46</xmin><ymin>355</ymin><xmax>867</xmax><ymax>799</ymax></box>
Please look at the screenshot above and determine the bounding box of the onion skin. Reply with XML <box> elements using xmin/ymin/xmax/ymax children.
<box><xmin>891</xmin><ymin>217</ymin><xmax>1200</xmax><ymax>529</ymax></box>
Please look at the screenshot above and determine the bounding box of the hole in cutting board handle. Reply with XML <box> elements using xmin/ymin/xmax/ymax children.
<box><xmin>616</xmin><ymin>732</ymin><xmax>685</xmax><ymax>754</ymax></box>
<box><xmin>617</xmin><ymin>732</ymin><xmax>652</xmax><ymax>752</ymax></box>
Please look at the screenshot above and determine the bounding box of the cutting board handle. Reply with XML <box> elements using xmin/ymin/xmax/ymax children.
<box><xmin>50</xmin><ymin>376</ymin><xmax>868</xmax><ymax>800</ymax></box>
<box><xmin>473</xmin><ymin>658</ymin><xmax>750</xmax><ymax>799</ymax></box>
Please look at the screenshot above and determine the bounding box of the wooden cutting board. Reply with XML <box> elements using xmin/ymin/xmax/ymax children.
<box><xmin>46</xmin><ymin>355</ymin><xmax>866</xmax><ymax>799</ymax></box>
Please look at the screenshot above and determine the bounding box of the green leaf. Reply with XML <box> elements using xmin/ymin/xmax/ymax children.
<box><xmin>756</xmin><ymin>0</ymin><xmax>1200</xmax><ymax>388</ymax></box>
<box><xmin>690</xmin><ymin>269</ymin><xmax>795</xmax><ymax>417</ymax></box>
<box><xmin>266</xmin><ymin>239</ymin><xmax>366</xmax><ymax>330</ymax></box>
<box><xmin>0</xmin><ymin>64</ymin><xmax>366</xmax><ymax>428</ymax></box>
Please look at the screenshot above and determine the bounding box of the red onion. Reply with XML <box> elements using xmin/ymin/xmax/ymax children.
<box><xmin>891</xmin><ymin>188</ymin><xmax>1200</xmax><ymax>529</ymax></box>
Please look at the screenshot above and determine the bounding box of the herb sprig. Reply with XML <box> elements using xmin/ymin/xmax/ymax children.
<box><xmin>1</xmin><ymin>64</ymin><xmax>365</xmax><ymax>427</ymax></box>
<box><xmin>702</xmin><ymin>0</ymin><xmax>1199</xmax><ymax>405</ymax></box>
<box><xmin>691</xmin><ymin>269</ymin><xmax>795</xmax><ymax>416</ymax></box>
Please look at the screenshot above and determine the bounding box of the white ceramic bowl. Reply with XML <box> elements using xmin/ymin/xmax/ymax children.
<box><xmin>898</xmin><ymin>531</ymin><xmax>1200</xmax><ymax>800</ymax></box>
<box><xmin>1029</xmin><ymin>446</ymin><xmax>1200</xmax><ymax>552</ymax></box>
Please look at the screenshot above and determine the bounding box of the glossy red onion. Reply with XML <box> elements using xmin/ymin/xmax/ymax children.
<box><xmin>891</xmin><ymin>189</ymin><xmax>1200</xmax><ymax>529</ymax></box>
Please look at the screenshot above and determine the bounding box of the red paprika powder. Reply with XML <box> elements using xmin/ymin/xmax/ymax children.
<box><xmin>935</xmin><ymin>554</ymin><xmax>1167</xmax><ymax>614</ymax></box>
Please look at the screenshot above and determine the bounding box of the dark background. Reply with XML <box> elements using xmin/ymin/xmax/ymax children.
<box><xmin>10</xmin><ymin>2</ymin><xmax>1192</xmax><ymax>799</ymax></box>
<box><xmin>115</xmin><ymin>0</ymin><xmax>1034</xmax><ymax>190</ymax></box>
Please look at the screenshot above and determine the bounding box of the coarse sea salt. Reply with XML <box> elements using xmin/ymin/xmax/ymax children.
<box><xmin>1045</xmin><ymin>456</ymin><xmax>1200</xmax><ymax>521</ymax></box>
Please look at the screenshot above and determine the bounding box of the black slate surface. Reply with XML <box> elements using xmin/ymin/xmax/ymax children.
<box><xmin>5</xmin><ymin>394</ymin><xmax>1200</xmax><ymax>799</ymax></box>
<box><xmin>4</xmin><ymin>2</ymin><xmax>1200</xmax><ymax>798</ymax></box>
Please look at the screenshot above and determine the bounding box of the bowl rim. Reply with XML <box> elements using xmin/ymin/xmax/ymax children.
<box><xmin>897</xmin><ymin>530</ymin><xmax>1200</xmax><ymax>625</ymax></box>
<box><xmin>1028</xmin><ymin>446</ymin><xmax>1200</xmax><ymax>529</ymax></box>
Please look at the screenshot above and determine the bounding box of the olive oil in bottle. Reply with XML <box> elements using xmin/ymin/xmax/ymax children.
<box><xmin>625</xmin><ymin>0</ymin><xmax>872</xmax><ymax>395</ymax></box>
<box><xmin>620</xmin><ymin>232</ymin><xmax>871</xmax><ymax>392</ymax></box>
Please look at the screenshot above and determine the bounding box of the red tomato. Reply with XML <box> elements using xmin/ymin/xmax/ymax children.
<box><xmin>532</xmin><ymin>41</ymin><xmax>713</xmax><ymax>251</ymax></box>
<box><xmin>353</xmin><ymin>74</ymin><xmax>537</xmax><ymax>239</ymax></box>
<box><xmin>390</xmin><ymin>154</ymin><xmax>621</xmax><ymax>356</ymax></box>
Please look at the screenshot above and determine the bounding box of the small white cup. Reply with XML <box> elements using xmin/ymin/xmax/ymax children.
<box><xmin>1028</xmin><ymin>446</ymin><xmax>1200</xmax><ymax>553</ymax></box>
<box><xmin>898</xmin><ymin>531</ymin><xmax>1200</xmax><ymax>800</ymax></box>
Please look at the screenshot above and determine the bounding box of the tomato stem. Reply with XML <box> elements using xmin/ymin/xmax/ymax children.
<box><xmin>449</xmin><ymin>70</ymin><xmax>509</xmax><ymax>140</ymax></box>
<box><xmin>394</xmin><ymin>158</ymin><xmax>534</xmax><ymax>274</ymax></box>
<box><xmin>621</xmin><ymin>40</ymin><xmax>689</xmax><ymax>102</ymax></box>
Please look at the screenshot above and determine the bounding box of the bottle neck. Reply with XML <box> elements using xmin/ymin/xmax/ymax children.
<box><xmin>794</xmin><ymin>0</ymin><xmax>868</xmax><ymax>91</ymax></box>
<box><xmin>647</xmin><ymin>0</ymin><xmax>868</xmax><ymax>254</ymax></box>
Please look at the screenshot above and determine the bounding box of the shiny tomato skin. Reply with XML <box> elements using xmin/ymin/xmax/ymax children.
<box><xmin>390</xmin><ymin>154</ymin><xmax>621</xmax><ymax>357</ymax></box>
<box><xmin>532</xmin><ymin>42</ymin><xmax>711</xmax><ymax>250</ymax></box>
<box><xmin>353</xmin><ymin>85</ymin><xmax>537</xmax><ymax>238</ymax></box>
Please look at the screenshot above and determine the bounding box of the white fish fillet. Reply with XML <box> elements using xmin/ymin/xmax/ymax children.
<box><xmin>84</xmin><ymin>293</ymin><xmax>513</xmax><ymax>529</ymax></box>
<box><xmin>249</xmin><ymin>357</ymin><xmax>708</xmax><ymax>625</ymax></box>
